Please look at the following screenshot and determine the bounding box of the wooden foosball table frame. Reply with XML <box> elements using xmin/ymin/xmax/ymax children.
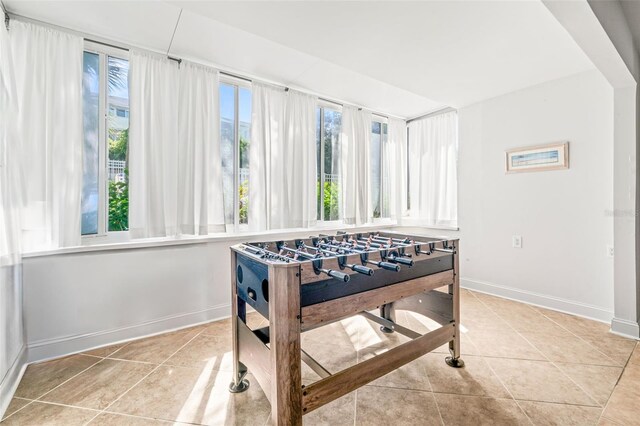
<box><xmin>228</xmin><ymin>231</ymin><xmax>464</xmax><ymax>425</ymax></box>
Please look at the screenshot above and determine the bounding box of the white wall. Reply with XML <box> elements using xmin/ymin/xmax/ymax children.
<box><xmin>544</xmin><ymin>0</ymin><xmax>639</xmax><ymax>340</ymax></box>
<box><xmin>0</xmin><ymin>265</ymin><xmax>26</xmax><ymax>418</ymax></box>
<box><xmin>23</xmin><ymin>238</ymin><xmax>247</xmax><ymax>362</ymax></box>
<box><xmin>455</xmin><ymin>69</ymin><xmax>615</xmax><ymax>321</ymax></box>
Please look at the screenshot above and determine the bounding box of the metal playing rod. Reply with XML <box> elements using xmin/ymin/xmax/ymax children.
<box><xmin>348</xmin><ymin>237</ymin><xmax>414</xmax><ymax>266</ymax></box>
<box><xmin>317</xmin><ymin>242</ymin><xmax>401</xmax><ymax>272</ymax></box>
<box><xmin>299</xmin><ymin>244</ymin><xmax>374</xmax><ymax>276</ymax></box>
<box><xmin>244</xmin><ymin>244</ymin><xmax>292</xmax><ymax>262</ymax></box>
<box><xmin>278</xmin><ymin>245</ymin><xmax>351</xmax><ymax>282</ymax></box>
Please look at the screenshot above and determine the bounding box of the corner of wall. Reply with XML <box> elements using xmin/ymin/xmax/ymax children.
<box><xmin>0</xmin><ymin>344</ymin><xmax>28</xmax><ymax>420</ymax></box>
<box><xmin>611</xmin><ymin>317</ymin><xmax>640</xmax><ymax>339</ymax></box>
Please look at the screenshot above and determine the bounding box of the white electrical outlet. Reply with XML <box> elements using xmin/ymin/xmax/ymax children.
<box><xmin>607</xmin><ymin>246</ymin><xmax>614</xmax><ymax>258</ymax></box>
<box><xmin>512</xmin><ymin>235</ymin><xmax>522</xmax><ymax>249</ymax></box>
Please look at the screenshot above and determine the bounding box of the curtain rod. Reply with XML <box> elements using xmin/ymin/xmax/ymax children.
<box><xmin>9</xmin><ymin>11</ymin><xmax>403</xmax><ymax>121</ymax></box>
<box><xmin>85</xmin><ymin>38</ymin><xmax>181</xmax><ymax>64</ymax></box>
<box><xmin>406</xmin><ymin>106</ymin><xmax>456</xmax><ymax>124</ymax></box>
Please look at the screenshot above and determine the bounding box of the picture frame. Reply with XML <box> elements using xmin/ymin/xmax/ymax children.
<box><xmin>505</xmin><ymin>141</ymin><xmax>569</xmax><ymax>173</ymax></box>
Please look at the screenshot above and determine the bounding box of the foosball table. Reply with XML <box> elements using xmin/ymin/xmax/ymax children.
<box><xmin>228</xmin><ymin>231</ymin><xmax>464</xmax><ymax>425</ymax></box>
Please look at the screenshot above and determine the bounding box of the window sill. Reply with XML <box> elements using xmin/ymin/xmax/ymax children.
<box><xmin>397</xmin><ymin>217</ymin><xmax>459</xmax><ymax>231</ymax></box>
<box><xmin>22</xmin><ymin>222</ymin><xmax>402</xmax><ymax>259</ymax></box>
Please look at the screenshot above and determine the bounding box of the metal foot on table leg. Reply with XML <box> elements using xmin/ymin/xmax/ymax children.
<box><xmin>445</xmin><ymin>356</ymin><xmax>465</xmax><ymax>368</ymax></box>
<box><xmin>380</xmin><ymin>326</ymin><xmax>394</xmax><ymax>334</ymax></box>
<box><xmin>229</xmin><ymin>362</ymin><xmax>250</xmax><ymax>393</ymax></box>
<box><xmin>229</xmin><ymin>379</ymin><xmax>250</xmax><ymax>393</ymax></box>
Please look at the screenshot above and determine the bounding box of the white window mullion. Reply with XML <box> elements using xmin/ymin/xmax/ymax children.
<box><xmin>233</xmin><ymin>85</ymin><xmax>240</xmax><ymax>232</ymax></box>
<box><xmin>319</xmin><ymin>107</ymin><xmax>326</xmax><ymax>222</ymax></box>
<box><xmin>98</xmin><ymin>51</ymin><xmax>108</xmax><ymax>236</ymax></box>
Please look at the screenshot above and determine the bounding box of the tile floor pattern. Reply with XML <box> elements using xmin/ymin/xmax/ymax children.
<box><xmin>2</xmin><ymin>290</ymin><xmax>639</xmax><ymax>425</ymax></box>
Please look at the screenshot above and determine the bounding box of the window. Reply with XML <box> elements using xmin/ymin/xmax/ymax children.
<box><xmin>316</xmin><ymin>105</ymin><xmax>342</xmax><ymax>221</ymax></box>
<box><xmin>220</xmin><ymin>80</ymin><xmax>252</xmax><ymax>229</ymax></box>
<box><xmin>371</xmin><ymin>119</ymin><xmax>388</xmax><ymax>219</ymax></box>
<box><xmin>81</xmin><ymin>43</ymin><xmax>130</xmax><ymax>236</ymax></box>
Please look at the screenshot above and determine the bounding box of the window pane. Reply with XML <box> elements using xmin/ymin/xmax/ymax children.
<box><xmin>107</xmin><ymin>56</ymin><xmax>130</xmax><ymax>232</ymax></box>
<box><xmin>323</xmin><ymin>108</ymin><xmax>341</xmax><ymax>221</ymax></box>
<box><xmin>220</xmin><ymin>83</ymin><xmax>235</xmax><ymax>225</ymax></box>
<box><xmin>381</xmin><ymin>123</ymin><xmax>390</xmax><ymax>217</ymax></box>
<box><xmin>81</xmin><ymin>51</ymin><xmax>100</xmax><ymax>235</ymax></box>
<box><xmin>316</xmin><ymin>107</ymin><xmax>321</xmax><ymax>220</ymax></box>
<box><xmin>371</xmin><ymin>121</ymin><xmax>382</xmax><ymax>218</ymax></box>
<box><xmin>239</xmin><ymin>87</ymin><xmax>251</xmax><ymax>225</ymax></box>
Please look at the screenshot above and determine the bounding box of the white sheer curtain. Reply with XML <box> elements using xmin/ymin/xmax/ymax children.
<box><xmin>129</xmin><ymin>51</ymin><xmax>180</xmax><ymax>238</ymax></box>
<box><xmin>384</xmin><ymin>118</ymin><xmax>408</xmax><ymax>221</ymax></box>
<box><xmin>249</xmin><ymin>83</ymin><xmax>286</xmax><ymax>231</ymax></box>
<box><xmin>178</xmin><ymin>62</ymin><xmax>225</xmax><ymax>235</ymax></box>
<box><xmin>408</xmin><ymin>110</ymin><xmax>458</xmax><ymax>228</ymax></box>
<box><xmin>10</xmin><ymin>21</ymin><xmax>83</xmax><ymax>250</ymax></box>
<box><xmin>129</xmin><ymin>52</ymin><xmax>225</xmax><ymax>238</ymax></box>
<box><xmin>0</xmin><ymin>21</ymin><xmax>21</xmax><ymax>266</ymax></box>
<box><xmin>283</xmin><ymin>90</ymin><xmax>317</xmax><ymax>228</ymax></box>
<box><xmin>341</xmin><ymin>106</ymin><xmax>372</xmax><ymax>225</ymax></box>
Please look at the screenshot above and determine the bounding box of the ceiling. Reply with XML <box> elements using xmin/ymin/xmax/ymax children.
<box><xmin>4</xmin><ymin>0</ymin><xmax>595</xmax><ymax>118</ymax></box>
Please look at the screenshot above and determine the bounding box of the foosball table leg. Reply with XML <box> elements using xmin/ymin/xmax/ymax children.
<box><xmin>268</xmin><ymin>264</ymin><xmax>303</xmax><ymax>426</ymax></box>
<box><xmin>446</xmin><ymin>244</ymin><xmax>465</xmax><ymax>368</ymax></box>
<box><xmin>229</xmin><ymin>252</ymin><xmax>250</xmax><ymax>393</ymax></box>
<box><xmin>379</xmin><ymin>303</ymin><xmax>396</xmax><ymax>334</ymax></box>
<box><xmin>229</xmin><ymin>295</ymin><xmax>250</xmax><ymax>392</ymax></box>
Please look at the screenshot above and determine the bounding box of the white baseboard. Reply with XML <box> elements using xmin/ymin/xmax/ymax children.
<box><xmin>0</xmin><ymin>345</ymin><xmax>27</xmax><ymax>420</ymax></box>
<box><xmin>461</xmin><ymin>278</ymin><xmax>614</xmax><ymax>324</ymax></box>
<box><xmin>611</xmin><ymin>317</ymin><xmax>640</xmax><ymax>339</ymax></box>
<box><xmin>27</xmin><ymin>303</ymin><xmax>231</xmax><ymax>363</ymax></box>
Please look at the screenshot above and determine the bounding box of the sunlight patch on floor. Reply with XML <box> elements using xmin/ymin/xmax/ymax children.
<box><xmin>176</xmin><ymin>357</ymin><xmax>219</xmax><ymax>423</ymax></box>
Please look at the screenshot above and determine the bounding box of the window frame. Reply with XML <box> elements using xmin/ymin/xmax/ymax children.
<box><xmin>317</xmin><ymin>100</ymin><xmax>343</xmax><ymax>224</ymax></box>
<box><xmin>371</xmin><ymin>114</ymin><xmax>388</xmax><ymax>221</ymax></box>
<box><xmin>81</xmin><ymin>41</ymin><xmax>130</xmax><ymax>242</ymax></box>
<box><xmin>220</xmin><ymin>75</ymin><xmax>251</xmax><ymax>232</ymax></box>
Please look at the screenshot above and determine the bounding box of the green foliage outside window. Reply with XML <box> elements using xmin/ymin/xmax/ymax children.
<box><xmin>239</xmin><ymin>180</ymin><xmax>249</xmax><ymax>224</ymax></box>
<box><xmin>108</xmin><ymin>128</ymin><xmax>128</xmax><ymax>232</ymax></box>
<box><xmin>109</xmin><ymin>169</ymin><xmax>128</xmax><ymax>231</ymax></box>
<box><xmin>319</xmin><ymin>180</ymin><xmax>340</xmax><ymax>220</ymax></box>
<box><xmin>109</xmin><ymin>128</ymin><xmax>128</xmax><ymax>162</ymax></box>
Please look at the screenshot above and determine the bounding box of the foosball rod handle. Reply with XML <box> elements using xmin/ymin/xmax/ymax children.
<box><xmin>347</xmin><ymin>263</ymin><xmax>374</xmax><ymax>276</ymax></box>
<box><xmin>388</xmin><ymin>255</ymin><xmax>414</xmax><ymax>267</ymax></box>
<box><xmin>367</xmin><ymin>260</ymin><xmax>400</xmax><ymax>272</ymax></box>
<box><xmin>319</xmin><ymin>268</ymin><xmax>350</xmax><ymax>282</ymax></box>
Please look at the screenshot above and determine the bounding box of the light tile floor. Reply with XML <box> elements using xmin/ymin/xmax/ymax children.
<box><xmin>2</xmin><ymin>289</ymin><xmax>639</xmax><ymax>425</ymax></box>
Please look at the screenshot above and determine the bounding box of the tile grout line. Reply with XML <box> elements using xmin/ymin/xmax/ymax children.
<box><xmin>353</xmin><ymin>388</ymin><xmax>358</xmax><ymax>426</ymax></box>
<box><xmin>473</xmin><ymin>293</ymin><xmax>603</xmax><ymax>408</ymax></box>
<box><xmin>362</xmin><ymin>381</ymin><xmax>610</xmax><ymax>409</ymax></box>
<box><xmin>596</xmin><ymin>341</ymin><xmax>638</xmax><ymax>425</ymax></box>
<box><xmin>0</xmin><ymin>398</ymin><xmax>35</xmax><ymax>422</ymax></box>
<box><xmin>522</xmin><ymin>301</ymin><xmax>627</xmax><ymax>366</ymax></box>
<box><xmin>82</xmin><ymin>326</ymin><xmax>207</xmax><ymax>425</ymax></box>
<box><xmin>19</xmin><ymin>355</ymin><xmax>104</xmax><ymax>405</ymax></box>
<box><xmin>464</xmin><ymin>291</ymin><xmax>536</xmax><ymax>426</ymax></box>
<box><xmin>416</xmin><ymin>348</ymin><xmax>445</xmax><ymax>426</ymax></box>
<box><xmin>3</xmin><ymin>339</ymin><xmax>137</xmax><ymax>421</ymax></box>
<box><xmin>3</xmin><ymin>398</ymin><xmax>199</xmax><ymax>425</ymax></box>
<box><xmin>470</xmin><ymin>291</ymin><xmax>605</xmax><ymax>409</ymax></box>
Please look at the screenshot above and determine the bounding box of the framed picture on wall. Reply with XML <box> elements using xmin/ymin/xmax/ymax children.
<box><xmin>505</xmin><ymin>141</ymin><xmax>569</xmax><ymax>173</ymax></box>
